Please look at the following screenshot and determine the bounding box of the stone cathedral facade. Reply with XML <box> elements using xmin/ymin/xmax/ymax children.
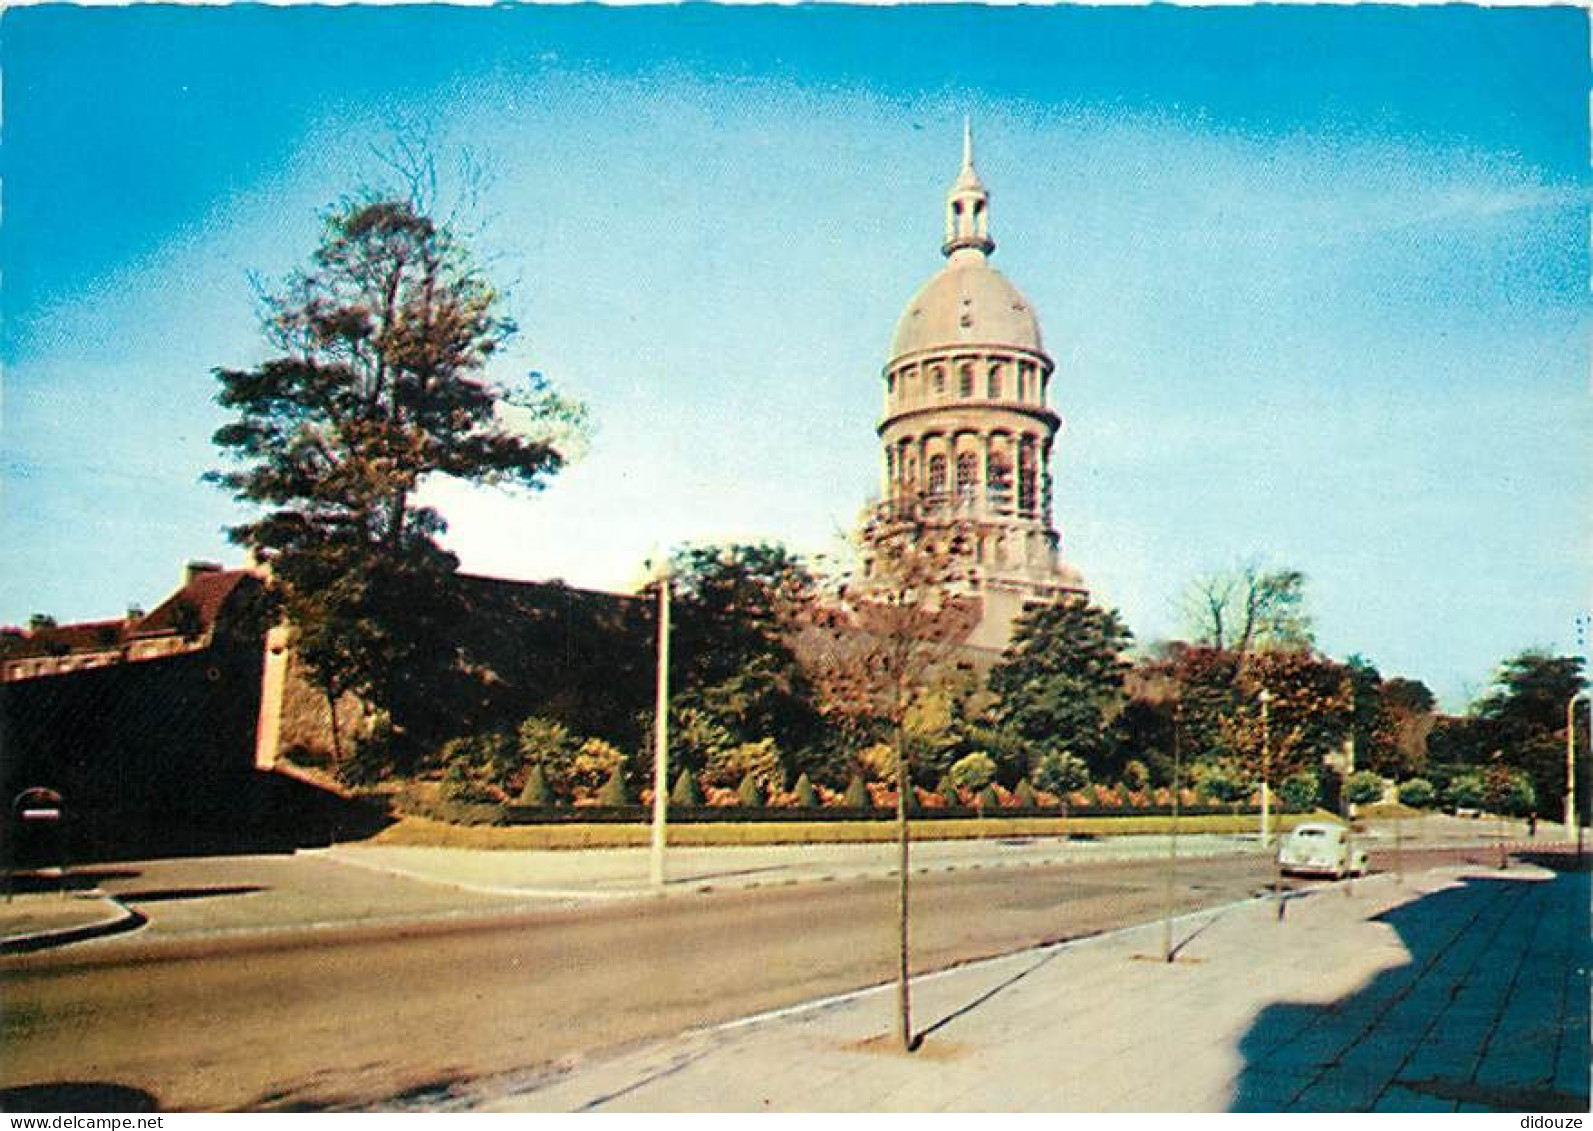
<box><xmin>871</xmin><ymin>126</ymin><xmax>1086</xmax><ymax>652</ymax></box>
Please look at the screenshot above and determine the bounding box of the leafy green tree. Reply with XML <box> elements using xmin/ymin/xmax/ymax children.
<box><xmin>1397</xmin><ymin>778</ymin><xmax>1436</xmax><ymax>809</ymax></box>
<box><xmin>517</xmin><ymin>716</ymin><xmax>580</xmax><ymax>798</ymax></box>
<box><xmin>1470</xmin><ymin>651</ymin><xmax>1586</xmax><ymax>820</ymax></box>
<box><xmin>1180</xmin><ymin>560</ymin><xmax>1313</xmax><ymax>654</ymax></box>
<box><xmin>668</xmin><ymin>543</ymin><xmax>822</xmax><ymax>760</ymax></box>
<box><xmin>1032</xmin><ymin>750</ymin><xmax>1090</xmax><ymax>800</ymax></box>
<box><xmin>208</xmin><ymin>196</ymin><xmax>582</xmax><ymax>761</ymax></box>
<box><xmin>1196</xmin><ymin>764</ymin><xmax>1248</xmax><ymax>810</ymax></box>
<box><xmin>703</xmin><ymin>738</ymin><xmax>784</xmax><ymax>793</ymax></box>
<box><xmin>1382</xmin><ymin>677</ymin><xmax>1438</xmax><ymax>778</ymax></box>
<box><xmin>1278</xmin><ymin>772</ymin><xmax>1321</xmax><ymax>811</ymax></box>
<box><xmin>948</xmin><ymin>752</ymin><xmax>997</xmax><ymax>793</ymax></box>
<box><xmin>1344</xmin><ymin>771</ymin><xmax>1386</xmax><ymax>807</ymax></box>
<box><xmin>988</xmin><ymin>595</ymin><xmax>1133</xmax><ymax>775</ymax></box>
<box><xmin>1444</xmin><ymin>772</ymin><xmax>1485</xmax><ymax>811</ymax></box>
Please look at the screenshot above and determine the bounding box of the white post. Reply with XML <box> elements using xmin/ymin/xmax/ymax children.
<box><xmin>650</xmin><ymin>566</ymin><xmax>671</xmax><ymax>891</ymax></box>
<box><xmin>1259</xmin><ymin>689</ymin><xmax>1272</xmax><ymax>848</ymax></box>
<box><xmin>1568</xmin><ymin>691</ymin><xmax>1586</xmax><ymax>856</ymax></box>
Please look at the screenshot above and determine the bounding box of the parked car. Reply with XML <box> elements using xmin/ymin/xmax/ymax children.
<box><xmin>1277</xmin><ymin>822</ymin><xmax>1367</xmax><ymax>879</ymax></box>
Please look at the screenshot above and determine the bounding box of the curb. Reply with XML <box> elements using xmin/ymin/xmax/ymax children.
<box><xmin>0</xmin><ymin>895</ymin><xmax>146</xmax><ymax>955</ymax></box>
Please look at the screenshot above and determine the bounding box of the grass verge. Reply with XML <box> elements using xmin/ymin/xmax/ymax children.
<box><xmin>362</xmin><ymin>811</ymin><xmax>1328</xmax><ymax>851</ymax></box>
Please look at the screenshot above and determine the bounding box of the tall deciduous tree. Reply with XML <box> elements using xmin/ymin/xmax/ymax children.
<box><xmin>987</xmin><ymin>596</ymin><xmax>1134</xmax><ymax>778</ymax></box>
<box><xmin>1472</xmin><ymin>650</ymin><xmax>1588</xmax><ymax>821</ymax></box>
<box><xmin>667</xmin><ymin>542</ymin><xmax>822</xmax><ymax>762</ymax></box>
<box><xmin>1180</xmin><ymin>560</ymin><xmax>1314</xmax><ymax>654</ymax></box>
<box><xmin>209</xmin><ymin>196</ymin><xmax>582</xmax><ymax>759</ymax></box>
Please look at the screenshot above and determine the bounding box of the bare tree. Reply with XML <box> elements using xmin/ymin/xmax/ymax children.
<box><xmin>1180</xmin><ymin>559</ymin><xmax>1313</xmax><ymax>654</ymax></box>
<box><xmin>804</xmin><ymin>495</ymin><xmax>981</xmax><ymax>1052</ymax></box>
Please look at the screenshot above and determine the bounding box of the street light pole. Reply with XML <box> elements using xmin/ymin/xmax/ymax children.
<box><xmin>1162</xmin><ymin>702</ymin><xmax>1182</xmax><ymax>963</ymax></box>
<box><xmin>650</xmin><ymin>562</ymin><xmax>671</xmax><ymax>891</ymax></box>
<box><xmin>1568</xmin><ymin>690</ymin><xmax>1587</xmax><ymax>861</ymax></box>
<box><xmin>1259</xmin><ymin>688</ymin><xmax>1273</xmax><ymax>848</ymax></box>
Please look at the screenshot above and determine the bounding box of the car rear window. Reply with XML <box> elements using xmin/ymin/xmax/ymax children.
<box><xmin>1296</xmin><ymin>829</ymin><xmax>1326</xmax><ymax>838</ymax></box>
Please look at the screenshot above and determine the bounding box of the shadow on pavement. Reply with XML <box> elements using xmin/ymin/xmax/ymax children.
<box><xmin>113</xmin><ymin>884</ymin><xmax>267</xmax><ymax>904</ymax></box>
<box><xmin>0</xmin><ymin>1082</ymin><xmax>160</xmax><ymax>1112</ymax></box>
<box><xmin>916</xmin><ymin>949</ymin><xmax>1062</xmax><ymax>1044</ymax></box>
<box><xmin>1230</xmin><ymin>869</ymin><xmax>1591</xmax><ymax>1113</ymax></box>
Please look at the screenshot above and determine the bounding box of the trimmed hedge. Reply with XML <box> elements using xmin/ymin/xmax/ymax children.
<box><xmin>374</xmin><ymin>810</ymin><xmax>1326</xmax><ymax>850</ymax></box>
<box><xmin>503</xmin><ymin>801</ymin><xmax>1270</xmax><ymax>825</ymax></box>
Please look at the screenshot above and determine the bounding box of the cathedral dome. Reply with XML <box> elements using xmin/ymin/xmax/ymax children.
<box><xmin>889</xmin><ymin>256</ymin><xmax>1045</xmax><ymax>361</ymax></box>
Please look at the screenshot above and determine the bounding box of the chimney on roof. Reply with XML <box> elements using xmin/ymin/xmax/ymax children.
<box><xmin>184</xmin><ymin>561</ymin><xmax>223</xmax><ymax>587</ymax></box>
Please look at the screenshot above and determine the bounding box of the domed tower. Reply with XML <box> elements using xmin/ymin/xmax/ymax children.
<box><xmin>874</xmin><ymin>123</ymin><xmax>1085</xmax><ymax>650</ymax></box>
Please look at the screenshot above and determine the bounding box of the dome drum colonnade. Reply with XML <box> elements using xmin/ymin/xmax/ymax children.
<box><xmin>871</xmin><ymin>123</ymin><xmax>1085</xmax><ymax>636</ymax></box>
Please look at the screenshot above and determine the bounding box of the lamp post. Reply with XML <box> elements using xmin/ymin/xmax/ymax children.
<box><xmin>650</xmin><ymin>559</ymin><xmax>672</xmax><ymax>891</ymax></box>
<box><xmin>1569</xmin><ymin>690</ymin><xmax>1588</xmax><ymax>861</ymax></box>
<box><xmin>1259</xmin><ymin>688</ymin><xmax>1273</xmax><ymax>848</ymax></box>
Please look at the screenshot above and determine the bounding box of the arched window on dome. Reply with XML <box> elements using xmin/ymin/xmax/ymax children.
<box><xmin>955</xmin><ymin>452</ymin><xmax>978</xmax><ymax>501</ymax></box>
<box><xmin>888</xmin><ymin>371</ymin><xmax>897</xmax><ymax>400</ymax></box>
<box><xmin>1018</xmin><ymin>361</ymin><xmax>1035</xmax><ymax>401</ymax></box>
<box><xmin>931</xmin><ymin>366</ymin><xmax>946</xmax><ymax>396</ymax></box>
<box><xmin>1018</xmin><ymin>437</ymin><xmax>1038</xmax><ymax>515</ymax></box>
<box><xmin>959</xmin><ymin>364</ymin><xmax>974</xmax><ymax>399</ymax></box>
<box><xmin>987</xmin><ymin>363</ymin><xmax>1003</xmax><ymax>399</ymax></box>
<box><xmin>928</xmin><ymin>454</ymin><xmax>948</xmax><ymax>498</ymax></box>
<box><xmin>987</xmin><ymin>448</ymin><xmax>1012</xmax><ymax>512</ymax></box>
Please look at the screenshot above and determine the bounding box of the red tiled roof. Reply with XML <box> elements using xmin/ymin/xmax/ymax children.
<box><xmin>1</xmin><ymin>569</ymin><xmax>256</xmax><ymax>660</ymax></box>
<box><xmin>130</xmin><ymin>569</ymin><xmax>254</xmax><ymax>638</ymax></box>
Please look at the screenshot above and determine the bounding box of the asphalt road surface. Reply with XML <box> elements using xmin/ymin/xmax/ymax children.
<box><xmin>0</xmin><ymin>845</ymin><xmax>1515</xmax><ymax>1111</ymax></box>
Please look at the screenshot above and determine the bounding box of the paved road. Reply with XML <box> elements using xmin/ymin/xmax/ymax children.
<box><xmin>0</xmin><ymin>845</ymin><xmax>1505</xmax><ymax>1111</ymax></box>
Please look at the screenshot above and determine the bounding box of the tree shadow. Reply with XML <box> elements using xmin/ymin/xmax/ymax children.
<box><xmin>0</xmin><ymin>1082</ymin><xmax>159</xmax><ymax>1112</ymax></box>
<box><xmin>915</xmin><ymin>950</ymin><xmax>1062</xmax><ymax>1044</ymax></box>
<box><xmin>1229</xmin><ymin>869</ymin><xmax>1591</xmax><ymax>1112</ymax></box>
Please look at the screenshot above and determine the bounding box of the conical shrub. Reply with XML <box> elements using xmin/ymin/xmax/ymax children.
<box><xmin>1014</xmin><ymin>779</ymin><xmax>1037</xmax><ymax>808</ymax></box>
<box><xmin>794</xmin><ymin>772</ymin><xmax>819</xmax><ymax>809</ymax></box>
<box><xmin>977</xmin><ymin>784</ymin><xmax>1000</xmax><ymax>811</ymax></box>
<box><xmin>843</xmin><ymin>774</ymin><xmax>869</xmax><ymax>809</ymax></box>
<box><xmin>597</xmin><ymin>767</ymin><xmax>629</xmax><ymax>806</ymax></box>
<box><xmin>517</xmin><ymin>764</ymin><xmax>552</xmax><ymax>808</ymax></box>
<box><xmin>670</xmin><ymin>768</ymin><xmax>702</xmax><ymax>807</ymax></box>
<box><xmin>737</xmin><ymin>772</ymin><xmax>763</xmax><ymax>808</ymax></box>
<box><xmin>937</xmin><ymin>775</ymin><xmax>960</xmax><ymax>809</ymax></box>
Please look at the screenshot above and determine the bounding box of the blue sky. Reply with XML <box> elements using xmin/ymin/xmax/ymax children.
<box><xmin>2</xmin><ymin>4</ymin><xmax>1588</xmax><ymax>710</ymax></box>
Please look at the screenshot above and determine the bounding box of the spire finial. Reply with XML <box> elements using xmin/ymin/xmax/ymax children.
<box><xmin>943</xmin><ymin>118</ymin><xmax>993</xmax><ymax>258</ymax></box>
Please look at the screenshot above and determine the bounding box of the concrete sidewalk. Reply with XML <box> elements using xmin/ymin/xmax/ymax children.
<box><xmin>477</xmin><ymin>863</ymin><xmax>1590</xmax><ymax>1113</ymax></box>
